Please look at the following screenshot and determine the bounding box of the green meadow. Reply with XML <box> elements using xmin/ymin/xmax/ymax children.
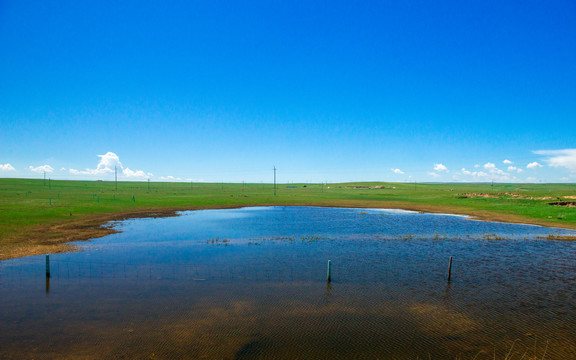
<box><xmin>1</xmin><ymin>178</ymin><xmax>575</xmax><ymax>259</ymax></box>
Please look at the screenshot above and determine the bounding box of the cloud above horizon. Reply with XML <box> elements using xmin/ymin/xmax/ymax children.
<box><xmin>159</xmin><ymin>175</ymin><xmax>183</xmax><ymax>181</ymax></box>
<box><xmin>526</xmin><ymin>161</ymin><xmax>543</xmax><ymax>169</ymax></box>
<box><xmin>534</xmin><ymin>149</ymin><xmax>576</xmax><ymax>172</ymax></box>
<box><xmin>29</xmin><ymin>165</ymin><xmax>54</xmax><ymax>173</ymax></box>
<box><xmin>392</xmin><ymin>168</ymin><xmax>404</xmax><ymax>174</ymax></box>
<box><xmin>1</xmin><ymin>163</ymin><xmax>16</xmax><ymax>171</ymax></box>
<box><xmin>433</xmin><ymin>163</ymin><xmax>448</xmax><ymax>172</ymax></box>
<box><xmin>69</xmin><ymin>152</ymin><xmax>152</xmax><ymax>178</ymax></box>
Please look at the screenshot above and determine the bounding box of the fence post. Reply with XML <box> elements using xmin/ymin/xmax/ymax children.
<box><xmin>46</xmin><ymin>255</ymin><xmax>51</xmax><ymax>278</ymax></box>
<box><xmin>327</xmin><ymin>260</ymin><xmax>332</xmax><ymax>283</ymax></box>
<box><xmin>447</xmin><ymin>256</ymin><xmax>452</xmax><ymax>282</ymax></box>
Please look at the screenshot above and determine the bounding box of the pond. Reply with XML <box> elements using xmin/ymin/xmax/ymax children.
<box><xmin>1</xmin><ymin>206</ymin><xmax>576</xmax><ymax>359</ymax></box>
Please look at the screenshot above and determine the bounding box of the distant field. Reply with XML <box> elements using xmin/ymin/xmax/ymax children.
<box><xmin>1</xmin><ymin>178</ymin><xmax>575</xmax><ymax>259</ymax></box>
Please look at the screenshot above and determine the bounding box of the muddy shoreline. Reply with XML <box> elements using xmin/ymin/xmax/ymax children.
<box><xmin>2</xmin><ymin>202</ymin><xmax>576</xmax><ymax>260</ymax></box>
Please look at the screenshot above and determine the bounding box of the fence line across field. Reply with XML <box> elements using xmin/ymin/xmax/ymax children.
<box><xmin>1</xmin><ymin>254</ymin><xmax>460</xmax><ymax>283</ymax></box>
<box><xmin>1</xmin><ymin>252</ymin><xmax>574</xmax><ymax>287</ymax></box>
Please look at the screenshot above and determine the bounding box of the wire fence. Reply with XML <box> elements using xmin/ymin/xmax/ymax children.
<box><xmin>1</xmin><ymin>249</ymin><xmax>574</xmax><ymax>287</ymax></box>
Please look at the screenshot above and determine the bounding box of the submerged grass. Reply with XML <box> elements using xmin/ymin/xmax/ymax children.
<box><xmin>1</xmin><ymin>178</ymin><xmax>575</xmax><ymax>259</ymax></box>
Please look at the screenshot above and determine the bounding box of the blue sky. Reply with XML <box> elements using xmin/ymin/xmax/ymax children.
<box><xmin>1</xmin><ymin>0</ymin><xmax>575</xmax><ymax>183</ymax></box>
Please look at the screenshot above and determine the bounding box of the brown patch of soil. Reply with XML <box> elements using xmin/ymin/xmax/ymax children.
<box><xmin>3</xmin><ymin>201</ymin><xmax>576</xmax><ymax>261</ymax></box>
<box><xmin>457</xmin><ymin>192</ymin><xmax>555</xmax><ymax>200</ymax></box>
<box><xmin>0</xmin><ymin>205</ymin><xmax>256</xmax><ymax>260</ymax></box>
<box><xmin>548</xmin><ymin>201</ymin><xmax>576</xmax><ymax>207</ymax></box>
<box><xmin>536</xmin><ymin>234</ymin><xmax>576</xmax><ymax>241</ymax></box>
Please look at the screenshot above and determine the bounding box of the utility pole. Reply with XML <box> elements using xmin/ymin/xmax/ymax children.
<box><xmin>273</xmin><ymin>166</ymin><xmax>277</xmax><ymax>196</ymax></box>
<box><xmin>242</xmin><ymin>181</ymin><xmax>245</xmax><ymax>193</ymax></box>
<box><xmin>115</xmin><ymin>166</ymin><xmax>118</xmax><ymax>191</ymax></box>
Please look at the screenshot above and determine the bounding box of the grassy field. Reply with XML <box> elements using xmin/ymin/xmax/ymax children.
<box><xmin>1</xmin><ymin>178</ymin><xmax>575</xmax><ymax>259</ymax></box>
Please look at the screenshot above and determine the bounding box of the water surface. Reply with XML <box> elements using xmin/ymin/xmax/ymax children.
<box><xmin>1</xmin><ymin>207</ymin><xmax>576</xmax><ymax>359</ymax></box>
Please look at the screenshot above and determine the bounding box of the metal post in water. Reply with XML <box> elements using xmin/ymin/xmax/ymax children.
<box><xmin>46</xmin><ymin>255</ymin><xmax>51</xmax><ymax>278</ymax></box>
<box><xmin>327</xmin><ymin>260</ymin><xmax>332</xmax><ymax>283</ymax></box>
<box><xmin>447</xmin><ymin>256</ymin><xmax>453</xmax><ymax>282</ymax></box>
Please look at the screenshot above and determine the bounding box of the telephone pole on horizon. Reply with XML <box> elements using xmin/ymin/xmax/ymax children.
<box><xmin>115</xmin><ymin>166</ymin><xmax>118</xmax><ymax>191</ymax></box>
<box><xmin>273</xmin><ymin>166</ymin><xmax>277</xmax><ymax>196</ymax></box>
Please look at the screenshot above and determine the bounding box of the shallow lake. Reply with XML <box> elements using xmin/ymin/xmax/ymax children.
<box><xmin>1</xmin><ymin>206</ymin><xmax>576</xmax><ymax>359</ymax></box>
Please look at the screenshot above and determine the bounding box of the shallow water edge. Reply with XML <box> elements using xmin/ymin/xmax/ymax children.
<box><xmin>3</xmin><ymin>203</ymin><xmax>575</xmax><ymax>261</ymax></box>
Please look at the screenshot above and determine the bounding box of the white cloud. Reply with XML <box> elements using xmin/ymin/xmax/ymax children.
<box><xmin>460</xmin><ymin>166</ymin><xmax>511</xmax><ymax>181</ymax></box>
<box><xmin>427</xmin><ymin>172</ymin><xmax>440</xmax><ymax>178</ymax></box>
<box><xmin>503</xmin><ymin>159</ymin><xmax>513</xmax><ymax>164</ymax></box>
<box><xmin>526</xmin><ymin>177</ymin><xmax>538</xmax><ymax>182</ymax></box>
<box><xmin>69</xmin><ymin>152</ymin><xmax>152</xmax><ymax>178</ymax></box>
<box><xmin>160</xmin><ymin>175</ymin><xmax>183</xmax><ymax>181</ymax></box>
<box><xmin>507</xmin><ymin>166</ymin><xmax>523</xmax><ymax>173</ymax></box>
<box><xmin>482</xmin><ymin>162</ymin><xmax>508</xmax><ymax>176</ymax></box>
<box><xmin>0</xmin><ymin>163</ymin><xmax>16</xmax><ymax>171</ymax></box>
<box><xmin>461</xmin><ymin>168</ymin><xmax>485</xmax><ymax>177</ymax></box>
<box><xmin>391</xmin><ymin>168</ymin><xmax>404</xmax><ymax>174</ymax></box>
<box><xmin>29</xmin><ymin>165</ymin><xmax>54</xmax><ymax>173</ymax></box>
<box><xmin>433</xmin><ymin>163</ymin><xmax>448</xmax><ymax>172</ymax></box>
<box><xmin>526</xmin><ymin>162</ymin><xmax>543</xmax><ymax>169</ymax></box>
<box><xmin>123</xmin><ymin>168</ymin><xmax>150</xmax><ymax>178</ymax></box>
<box><xmin>533</xmin><ymin>149</ymin><xmax>576</xmax><ymax>172</ymax></box>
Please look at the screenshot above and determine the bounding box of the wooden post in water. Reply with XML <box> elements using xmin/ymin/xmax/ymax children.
<box><xmin>327</xmin><ymin>260</ymin><xmax>332</xmax><ymax>283</ymax></box>
<box><xmin>45</xmin><ymin>255</ymin><xmax>51</xmax><ymax>278</ymax></box>
<box><xmin>447</xmin><ymin>256</ymin><xmax>453</xmax><ymax>282</ymax></box>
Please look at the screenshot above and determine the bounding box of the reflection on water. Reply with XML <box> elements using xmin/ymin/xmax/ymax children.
<box><xmin>1</xmin><ymin>206</ymin><xmax>576</xmax><ymax>359</ymax></box>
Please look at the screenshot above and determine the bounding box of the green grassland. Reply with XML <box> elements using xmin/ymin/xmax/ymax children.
<box><xmin>1</xmin><ymin>178</ymin><xmax>575</xmax><ymax>259</ymax></box>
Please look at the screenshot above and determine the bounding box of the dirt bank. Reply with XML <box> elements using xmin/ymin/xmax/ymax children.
<box><xmin>2</xmin><ymin>202</ymin><xmax>575</xmax><ymax>260</ymax></box>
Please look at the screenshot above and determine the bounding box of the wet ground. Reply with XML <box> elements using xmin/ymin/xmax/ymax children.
<box><xmin>1</xmin><ymin>207</ymin><xmax>575</xmax><ymax>359</ymax></box>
